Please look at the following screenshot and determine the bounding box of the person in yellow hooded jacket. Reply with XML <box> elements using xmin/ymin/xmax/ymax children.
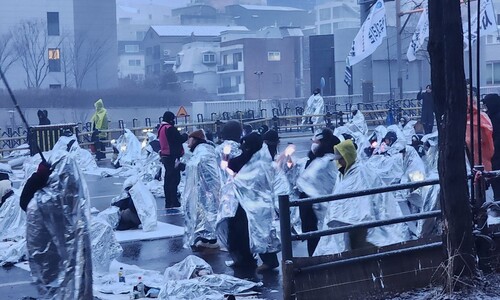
<box><xmin>314</xmin><ymin>139</ymin><xmax>408</xmax><ymax>255</ymax></box>
<box><xmin>90</xmin><ymin>99</ymin><xmax>109</xmax><ymax>160</ymax></box>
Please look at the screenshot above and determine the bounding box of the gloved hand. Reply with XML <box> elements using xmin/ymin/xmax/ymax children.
<box><xmin>37</xmin><ymin>161</ymin><xmax>52</xmax><ymax>178</ymax></box>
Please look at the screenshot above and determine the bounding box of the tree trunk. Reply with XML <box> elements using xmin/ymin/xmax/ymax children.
<box><xmin>427</xmin><ymin>0</ymin><xmax>478</xmax><ymax>289</ymax></box>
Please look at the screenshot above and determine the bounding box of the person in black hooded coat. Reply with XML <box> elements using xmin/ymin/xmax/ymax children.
<box><xmin>299</xmin><ymin>128</ymin><xmax>340</xmax><ymax>256</ymax></box>
<box><xmin>37</xmin><ymin>110</ymin><xmax>51</xmax><ymax>125</ymax></box>
<box><xmin>483</xmin><ymin>93</ymin><xmax>500</xmax><ymax>199</ymax></box>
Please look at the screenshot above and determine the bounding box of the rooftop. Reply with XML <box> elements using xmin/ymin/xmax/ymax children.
<box><xmin>151</xmin><ymin>25</ymin><xmax>249</xmax><ymax>37</ymax></box>
<box><xmin>236</xmin><ymin>4</ymin><xmax>305</xmax><ymax>12</ymax></box>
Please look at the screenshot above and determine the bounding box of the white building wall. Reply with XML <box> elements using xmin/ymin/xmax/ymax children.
<box><xmin>0</xmin><ymin>0</ymin><xmax>75</xmax><ymax>89</ymax></box>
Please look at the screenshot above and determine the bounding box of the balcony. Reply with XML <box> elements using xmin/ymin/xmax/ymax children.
<box><xmin>217</xmin><ymin>83</ymin><xmax>244</xmax><ymax>95</ymax></box>
<box><xmin>216</xmin><ymin>61</ymin><xmax>243</xmax><ymax>73</ymax></box>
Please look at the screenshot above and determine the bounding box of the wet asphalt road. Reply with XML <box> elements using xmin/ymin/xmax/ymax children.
<box><xmin>0</xmin><ymin>134</ymin><xmax>313</xmax><ymax>299</ymax></box>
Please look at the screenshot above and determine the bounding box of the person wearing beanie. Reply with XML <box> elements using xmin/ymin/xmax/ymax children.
<box><xmin>295</xmin><ymin>128</ymin><xmax>340</xmax><ymax>256</ymax></box>
<box><xmin>218</xmin><ymin>132</ymin><xmax>281</xmax><ymax>272</ymax></box>
<box><xmin>158</xmin><ymin>111</ymin><xmax>187</xmax><ymax>210</ymax></box>
<box><xmin>181</xmin><ymin>128</ymin><xmax>221</xmax><ymax>249</ymax></box>
<box><xmin>262</xmin><ymin>130</ymin><xmax>280</xmax><ymax>160</ymax></box>
<box><xmin>315</xmin><ymin>140</ymin><xmax>407</xmax><ymax>255</ymax></box>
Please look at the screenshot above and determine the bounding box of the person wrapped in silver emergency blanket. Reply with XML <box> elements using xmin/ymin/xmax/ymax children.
<box><xmin>301</xmin><ymin>88</ymin><xmax>325</xmax><ymax>126</ymax></box>
<box><xmin>179</xmin><ymin>129</ymin><xmax>221</xmax><ymax>249</ymax></box>
<box><xmin>20</xmin><ymin>152</ymin><xmax>92</xmax><ymax>299</ymax></box>
<box><xmin>315</xmin><ymin>140</ymin><xmax>408</xmax><ymax>255</ymax></box>
<box><xmin>216</xmin><ymin>121</ymin><xmax>243</xmax><ymax>186</ymax></box>
<box><xmin>295</xmin><ymin>128</ymin><xmax>340</xmax><ymax>256</ymax></box>
<box><xmin>216</xmin><ymin>132</ymin><xmax>280</xmax><ymax>272</ymax></box>
<box><xmin>0</xmin><ymin>164</ymin><xmax>25</xmax><ymax>242</ymax></box>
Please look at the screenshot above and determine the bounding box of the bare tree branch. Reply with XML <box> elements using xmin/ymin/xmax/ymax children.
<box><xmin>0</xmin><ymin>32</ymin><xmax>18</xmax><ymax>74</ymax></box>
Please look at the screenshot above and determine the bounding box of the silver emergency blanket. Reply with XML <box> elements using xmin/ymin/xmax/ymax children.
<box><xmin>302</xmin><ymin>93</ymin><xmax>325</xmax><ymax>125</ymax></box>
<box><xmin>0</xmin><ymin>190</ymin><xmax>25</xmax><ymax>241</ymax></box>
<box><xmin>217</xmin><ymin>145</ymin><xmax>281</xmax><ymax>254</ymax></box>
<box><xmin>52</xmin><ymin>134</ymin><xmax>98</xmax><ymax>172</ymax></box>
<box><xmin>90</xmin><ymin>219</ymin><xmax>123</xmax><ymax>273</ymax></box>
<box><xmin>0</xmin><ymin>238</ymin><xmax>26</xmax><ymax>266</ymax></box>
<box><xmin>182</xmin><ymin>143</ymin><xmax>221</xmax><ymax>247</ymax></box>
<box><xmin>128</xmin><ymin>178</ymin><xmax>158</xmax><ymax>232</ymax></box>
<box><xmin>96</xmin><ymin>205</ymin><xmax>120</xmax><ymax>229</ymax></box>
<box><xmin>159</xmin><ymin>274</ymin><xmax>261</xmax><ymax>300</ymax></box>
<box><xmin>347</xmin><ymin>110</ymin><xmax>368</xmax><ymax>136</ymax></box>
<box><xmin>315</xmin><ymin>161</ymin><xmax>408</xmax><ymax>255</ymax></box>
<box><xmin>163</xmin><ymin>255</ymin><xmax>213</xmax><ymax>280</ymax></box>
<box><xmin>333</xmin><ymin>125</ymin><xmax>367</xmax><ymax>159</ymax></box>
<box><xmin>26</xmin><ymin>151</ymin><xmax>92</xmax><ymax>299</ymax></box>
<box><xmin>296</xmin><ymin>154</ymin><xmax>337</xmax><ymax>230</ymax></box>
<box><xmin>215</xmin><ymin>140</ymin><xmax>241</xmax><ymax>185</ymax></box>
<box><xmin>5</xmin><ymin>143</ymin><xmax>30</xmax><ymax>158</ymax></box>
<box><xmin>402</xmin><ymin>120</ymin><xmax>418</xmax><ymax>144</ymax></box>
<box><xmin>113</xmin><ymin>128</ymin><xmax>143</xmax><ymax>167</ymax></box>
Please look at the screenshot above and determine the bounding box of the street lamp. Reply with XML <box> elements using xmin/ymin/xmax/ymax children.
<box><xmin>254</xmin><ymin>71</ymin><xmax>263</xmax><ymax>117</ymax></box>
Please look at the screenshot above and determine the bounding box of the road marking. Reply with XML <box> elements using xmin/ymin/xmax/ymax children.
<box><xmin>90</xmin><ymin>195</ymin><xmax>116</xmax><ymax>200</ymax></box>
<box><xmin>0</xmin><ymin>280</ymin><xmax>32</xmax><ymax>288</ymax></box>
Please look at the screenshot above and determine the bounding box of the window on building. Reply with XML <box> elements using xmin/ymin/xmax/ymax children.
<box><xmin>486</xmin><ymin>35</ymin><xmax>500</xmax><ymax>45</ymax></box>
<box><xmin>146</xmin><ymin>47</ymin><xmax>152</xmax><ymax>56</ymax></box>
<box><xmin>47</xmin><ymin>12</ymin><xmax>60</xmax><ymax>36</ymax></box>
<box><xmin>49</xmin><ymin>84</ymin><xmax>61</xmax><ymax>89</ymax></box>
<box><xmin>153</xmin><ymin>64</ymin><xmax>160</xmax><ymax>74</ymax></box>
<box><xmin>268</xmin><ymin>51</ymin><xmax>281</xmax><ymax>62</ymax></box>
<box><xmin>222</xmin><ymin>54</ymin><xmax>228</xmax><ymax>65</ymax></box>
<box><xmin>203</xmin><ymin>53</ymin><xmax>216</xmax><ymax>64</ymax></box>
<box><xmin>136</xmin><ymin>31</ymin><xmax>146</xmax><ymax>41</ymax></box>
<box><xmin>128</xmin><ymin>59</ymin><xmax>141</xmax><ymax>66</ymax></box>
<box><xmin>119</xmin><ymin>18</ymin><xmax>131</xmax><ymax>24</ymax></box>
<box><xmin>153</xmin><ymin>45</ymin><xmax>160</xmax><ymax>59</ymax></box>
<box><xmin>486</xmin><ymin>62</ymin><xmax>500</xmax><ymax>85</ymax></box>
<box><xmin>319</xmin><ymin>8</ymin><xmax>331</xmax><ymax>21</ymax></box>
<box><xmin>497</xmin><ymin>14</ymin><xmax>500</xmax><ymax>25</ymax></box>
<box><xmin>221</xmin><ymin>77</ymin><xmax>231</xmax><ymax>87</ymax></box>
<box><xmin>233</xmin><ymin>52</ymin><xmax>242</xmax><ymax>62</ymax></box>
<box><xmin>149</xmin><ymin>14</ymin><xmax>153</xmax><ymax>20</ymax></box>
<box><xmin>125</xmin><ymin>45</ymin><xmax>140</xmax><ymax>53</ymax></box>
<box><xmin>48</xmin><ymin>48</ymin><xmax>61</xmax><ymax>72</ymax></box>
<box><xmin>319</xmin><ymin>23</ymin><xmax>332</xmax><ymax>34</ymax></box>
<box><xmin>236</xmin><ymin>75</ymin><xmax>241</xmax><ymax>85</ymax></box>
<box><xmin>146</xmin><ymin>65</ymin><xmax>152</xmax><ymax>74</ymax></box>
<box><xmin>272</xmin><ymin>73</ymin><xmax>282</xmax><ymax>84</ymax></box>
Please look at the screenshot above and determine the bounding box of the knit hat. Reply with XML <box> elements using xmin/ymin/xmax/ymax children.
<box><xmin>189</xmin><ymin>129</ymin><xmax>206</xmax><ymax>141</ymax></box>
<box><xmin>162</xmin><ymin>111</ymin><xmax>176</xmax><ymax>123</ymax></box>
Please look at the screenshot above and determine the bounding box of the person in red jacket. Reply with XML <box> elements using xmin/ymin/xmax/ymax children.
<box><xmin>158</xmin><ymin>111</ymin><xmax>186</xmax><ymax>210</ymax></box>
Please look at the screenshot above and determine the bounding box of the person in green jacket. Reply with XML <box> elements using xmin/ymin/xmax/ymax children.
<box><xmin>90</xmin><ymin>99</ymin><xmax>109</xmax><ymax>160</ymax></box>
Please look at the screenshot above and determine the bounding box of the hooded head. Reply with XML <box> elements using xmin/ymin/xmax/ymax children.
<box><xmin>334</xmin><ymin>139</ymin><xmax>357</xmax><ymax>173</ymax></box>
<box><xmin>262</xmin><ymin>129</ymin><xmax>279</xmax><ymax>159</ymax></box>
<box><xmin>483</xmin><ymin>93</ymin><xmax>500</xmax><ymax>115</ymax></box>
<box><xmin>37</xmin><ymin>110</ymin><xmax>46</xmax><ymax>119</ymax></box>
<box><xmin>310</xmin><ymin>128</ymin><xmax>341</xmax><ymax>157</ymax></box>
<box><xmin>240</xmin><ymin>132</ymin><xmax>263</xmax><ymax>156</ymax></box>
<box><xmin>383</xmin><ymin>131</ymin><xmax>398</xmax><ymax>147</ymax></box>
<box><xmin>313</xmin><ymin>88</ymin><xmax>321</xmax><ymax>95</ymax></box>
<box><xmin>162</xmin><ymin>111</ymin><xmax>176</xmax><ymax>124</ymax></box>
<box><xmin>221</xmin><ymin>121</ymin><xmax>242</xmax><ymax>142</ymax></box>
<box><xmin>94</xmin><ymin>99</ymin><xmax>104</xmax><ymax>111</ymax></box>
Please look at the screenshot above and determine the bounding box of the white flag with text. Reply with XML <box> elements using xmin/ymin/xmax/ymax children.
<box><xmin>347</xmin><ymin>0</ymin><xmax>387</xmax><ymax>66</ymax></box>
<box><xmin>407</xmin><ymin>2</ymin><xmax>429</xmax><ymax>62</ymax></box>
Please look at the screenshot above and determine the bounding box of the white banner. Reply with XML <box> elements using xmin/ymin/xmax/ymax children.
<box><xmin>407</xmin><ymin>2</ymin><xmax>429</xmax><ymax>62</ymax></box>
<box><xmin>463</xmin><ymin>0</ymin><xmax>497</xmax><ymax>51</ymax></box>
<box><xmin>347</xmin><ymin>0</ymin><xmax>387</xmax><ymax>66</ymax></box>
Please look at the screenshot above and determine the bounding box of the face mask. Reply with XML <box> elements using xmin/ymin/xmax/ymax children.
<box><xmin>310</xmin><ymin>143</ymin><xmax>320</xmax><ymax>154</ymax></box>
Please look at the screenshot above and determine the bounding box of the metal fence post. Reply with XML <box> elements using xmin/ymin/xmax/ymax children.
<box><xmin>279</xmin><ymin>195</ymin><xmax>294</xmax><ymax>300</ymax></box>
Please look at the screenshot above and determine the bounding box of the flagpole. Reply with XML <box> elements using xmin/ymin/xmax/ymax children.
<box><xmin>476</xmin><ymin>0</ymin><xmax>482</xmax><ymax>165</ymax></box>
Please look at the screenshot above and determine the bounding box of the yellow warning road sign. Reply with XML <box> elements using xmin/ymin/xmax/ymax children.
<box><xmin>177</xmin><ymin>106</ymin><xmax>188</xmax><ymax>117</ymax></box>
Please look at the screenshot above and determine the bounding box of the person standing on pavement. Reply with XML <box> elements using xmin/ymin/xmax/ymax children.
<box><xmin>90</xmin><ymin>99</ymin><xmax>109</xmax><ymax>160</ymax></box>
<box><xmin>20</xmin><ymin>153</ymin><xmax>93</xmax><ymax>299</ymax></box>
<box><xmin>417</xmin><ymin>85</ymin><xmax>434</xmax><ymax>134</ymax></box>
<box><xmin>216</xmin><ymin>121</ymin><xmax>242</xmax><ymax>186</ymax></box>
<box><xmin>158</xmin><ymin>111</ymin><xmax>185</xmax><ymax>210</ymax></box>
<box><xmin>37</xmin><ymin>110</ymin><xmax>51</xmax><ymax>125</ymax></box>
<box><xmin>302</xmin><ymin>88</ymin><xmax>325</xmax><ymax>126</ymax></box>
<box><xmin>296</xmin><ymin>128</ymin><xmax>340</xmax><ymax>256</ymax></box>
<box><xmin>482</xmin><ymin>94</ymin><xmax>500</xmax><ymax>198</ymax></box>
<box><xmin>180</xmin><ymin>129</ymin><xmax>221</xmax><ymax>249</ymax></box>
<box><xmin>217</xmin><ymin>132</ymin><xmax>280</xmax><ymax>271</ymax></box>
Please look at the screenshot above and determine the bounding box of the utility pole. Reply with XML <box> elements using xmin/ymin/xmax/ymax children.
<box><xmin>360</xmin><ymin>0</ymin><xmax>374</xmax><ymax>103</ymax></box>
<box><xmin>254</xmin><ymin>71</ymin><xmax>263</xmax><ymax>117</ymax></box>
<box><xmin>396</xmin><ymin>0</ymin><xmax>403</xmax><ymax>99</ymax></box>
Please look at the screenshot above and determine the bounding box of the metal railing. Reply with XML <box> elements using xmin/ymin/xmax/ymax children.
<box><xmin>278</xmin><ymin>178</ymin><xmax>443</xmax><ymax>299</ymax></box>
